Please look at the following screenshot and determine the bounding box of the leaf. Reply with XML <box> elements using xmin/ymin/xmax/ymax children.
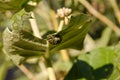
<box><xmin>0</xmin><ymin>0</ymin><xmax>29</xmax><ymax>12</ymax></box>
<box><xmin>2</xmin><ymin>10</ymin><xmax>47</xmax><ymax>64</ymax></box>
<box><xmin>50</xmin><ymin>14</ymin><xmax>92</xmax><ymax>52</ymax></box>
<box><xmin>109</xmin><ymin>42</ymin><xmax>120</xmax><ymax>80</ymax></box>
<box><xmin>78</xmin><ymin>47</ymin><xmax>115</xmax><ymax>80</ymax></box>
<box><xmin>24</xmin><ymin>4</ymin><xmax>35</xmax><ymax>12</ymax></box>
<box><xmin>79</xmin><ymin>47</ymin><xmax>115</xmax><ymax>69</ymax></box>
<box><xmin>65</xmin><ymin>47</ymin><xmax>115</xmax><ymax>80</ymax></box>
<box><xmin>3</xmin><ymin>28</ymin><xmax>46</xmax><ymax>64</ymax></box>
<box><xmin>0</xmin><ymin>0</ymin><xmax>42</xmax><ymax>12</ymax></box>
<box><xmin>5</xmin><ymin>9</ymin><xmax>32</xmax><ymax>33</ymax></box>
<box><xmin>3</xmin><ymin>28</ymin><xmax>46</xmax><ymax>57</ymax></box>
<box><xmin>64</xmin><ymin>60</ymin><xmax>93</xmax><ymax>80</ymax></box>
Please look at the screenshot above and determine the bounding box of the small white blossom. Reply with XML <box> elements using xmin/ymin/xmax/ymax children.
<box><xmin>56</xmin><ymin>7</ymin><xmax>72</xmax><ymax>19</ymax></box>
<box><xmin>56</xmin><ymin>7</ymin><xmax>72</xmax><ymax>25</ymax></box>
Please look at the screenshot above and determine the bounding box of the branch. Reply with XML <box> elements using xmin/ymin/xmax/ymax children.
<box><xmin>110</xmin><ymin>0</ymin><xmax>120</xmax><ymax>23</ymax></box>
<box><xmin>79</xmin><ymin>0</ymin><xmax>120</xmax><ymax>36</ymax></box>
<box><xmin>3</xmin><ymin>49</ymin><xmax>36</xmax><ymax>80</ymax></box>
<box><xmin>17</xmin><ymin>65</ymin><xmax>36</xmax><ymax>80</ymax></box>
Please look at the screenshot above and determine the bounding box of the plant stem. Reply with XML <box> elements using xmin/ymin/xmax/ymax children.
<box><xmin>60</xmin><ymin>49</ymin><xmax>70</xmax><ymax>62</ymax></box>
<box><xmin>29</xmin><ymin>11</ymin><xmax>47</xmax><ymax>80</ymax></box>
<box><xmin>29</xmin><ymin>12</ymin><xmax>42</xmax><ymax>38</ymax></box>
<box><xmin>47</xmin><ymin>67</ymin><xmax>56</xmax><ymax>80</ymax></box>
<box><xmin>29</xmin><ymin>11</ymin><xmax>56</xmax><ymax>80</ymax></box>
<box><xmin>79</xmin><ymin>0</ymin><xmax>120</xmax><ymax>36</ymax></box>
<box><xmin>17</xmin><ymin>65</ymin><xmax>36</xmax><ymax>80</ymax></box>
<box><xmin>44</xmin><ymin>41</ymin><xmax>56</xmax><ymax>80</ymax></box>
<box><xmin>110</xmin><ymin>0</ymin><xmax>120</xmax><ymax>24</ymax></box>
<box><xmin>57</xmin><ymin>20</ymin><xmax>64</xmax><ymax>32</ymax></box>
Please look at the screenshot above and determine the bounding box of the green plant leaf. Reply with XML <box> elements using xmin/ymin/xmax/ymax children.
<box><xmin>0</xmin><ymin>0</ymin><xmax>42</xmax><ymax>12</ymax></box>
<box><xmin>0</xmin><ymin>0</ymin><xmax>29</xmax><ymax>12</ymax></box>
<box><xmin>78</xmin><ymin>47</ymin><xmax>115</xmax><ymax>80</ymax></box>
<box><xmin>65</xmin><ymin>47</ymin><xmax>115</xmax><ymax>80</ymax></box>
<box><xmin>3</xmin><ymin>27</ymin><xmax>46</xmax><ymax>57</ymax></box>
<box><xmin>2</xmin><ymin>9</ymin><xmax>47</xmax><ymax>64</ymax></box>
<box><xmin>64</xmin><ymin>60</ymin><xmax>94</xmax><ymax>80</ymax></box>
<box><xmin>3</xmin><ymin>27</ymin><xmax>47</xmax><ymax>64</ymax></box>
<box><xmin>78</xmin><ymin>47</ymin><xmax>115</xmax><ymax>69</ymax></box>
<box><xmin>108</xmin><ymin>42</ymin><xmax>120</xmax><ymax>80</ymax></box>
<box><xmin>50</xmin><ymin>14</ymin><xmax>92</xmax><ymax>52</ymax></box>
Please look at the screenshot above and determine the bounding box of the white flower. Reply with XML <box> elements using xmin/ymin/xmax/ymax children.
<box><xmin>56</xmin><ymin>7</ymin><xmax>72</xmax><ymax>25</ymax></box>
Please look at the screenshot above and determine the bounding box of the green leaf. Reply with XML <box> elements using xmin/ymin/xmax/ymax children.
<box><xmin>3</xmin><ymin>28</ymin><xmax>46</xmax><ymax>57</ymax></box>
<box><xmin>2</xmin><ymin>9</ymin><xmax>47</xmax><ymax>64</ymax></box>
<box><xmin>78</xmin><ymin>47</ymin><xmax>115</xmax><ymax>80</ymax></box>
<box><xmin>50</xmin><ymin>14</ymin><xmax>92</xmax><ymax>52</ymax></box>
<box><xmin>109</xmin><ymin>42</ymin><xmax>120</xmax><ymax>80</ymax></box>
<box><xmin>64</xmin><ymin>60</ymin><xmax>94</xmax><ymax>80</ymax></box>
<box><xmin>3</xmin><ymin>27</ymin><xmax>46</xmax><ymax>64</ymax></box>
<box><xmin>0</xmin><ymin>0</ymin><xmax>29</xmax><ymax>12</ymax></box>
<box><xmin>78</xmin><ymin>47</ymin><xmax>115</xmax><ymax>69</ymax></box>
<box><xmin>65</xmin><ymin>47</ymin><xmax>115</xmax><ymax>80</ymax></box>
<box><xmin>0</xmin><ymin>0</ymin><xmax>42</xmax><ymax>12</ymax></box>
<box><xmin>24</xmin><ymin>4</ymin><xmax>35</xmax><ymax>12</ymax></box>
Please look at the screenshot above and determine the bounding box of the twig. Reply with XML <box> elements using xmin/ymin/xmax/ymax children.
<box><xmin>110</xmin><ymin>0</ymin><xmax>120</xmax><ymax>24</ymax></box>
<box><xmin>29</xmin><ymin>12</ymin><xmax>42</xmax><ymax>38</ymax></box>
<box><xmin>17</xmin><ymin>65</ymin><xmax>36</xmax><ymax>80</ymax></box>
<box><xmin>3</xmin><ymin>49</ymin><xmax>36</xmax><ymax>80</ymax></box>
<box><xmin>79</xmin><ymin>0</ymin><xmax>120</xmax><ymax>36</ymax></box>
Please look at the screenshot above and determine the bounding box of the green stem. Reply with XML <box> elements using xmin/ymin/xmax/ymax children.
<box><xmin>44</xmin><ymin>41</ymin><xmax>56</xmax><ymax>80</ymax></box>
<box><xmin>44</xmin><ymin>41</ymin><xmax>52</xmax><ymax>67</ymax></box>
<box><xmin>57</xmin><ymin>20</ymin><xmax>64</xmax><ymax>32</ymax></box>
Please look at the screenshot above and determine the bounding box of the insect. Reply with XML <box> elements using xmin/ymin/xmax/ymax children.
<box><xmin>47</xmin><ymin>33</ymin><xmax>62</xmax><ymax>45</ymax></box>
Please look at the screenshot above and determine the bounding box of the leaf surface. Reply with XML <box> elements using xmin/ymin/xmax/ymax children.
<box><xmin>50</xmin><ymin>14</ymin><xmax>92</xmax><ymax>52</ymax></box>
<box><xmin>2</xmin><ymin>9</ymin><xmax>47</xmax><ymax>64</ymax></box>
<box><xmin>65</xmin><ymin>47</ymin><xmax>117</xmax><ymax>80</ymax></box>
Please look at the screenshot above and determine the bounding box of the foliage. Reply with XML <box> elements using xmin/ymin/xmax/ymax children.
<box><xmin>0</xmin><ymin>0</ymin><xmax>120</xmax><ymax>80</ymax></box>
